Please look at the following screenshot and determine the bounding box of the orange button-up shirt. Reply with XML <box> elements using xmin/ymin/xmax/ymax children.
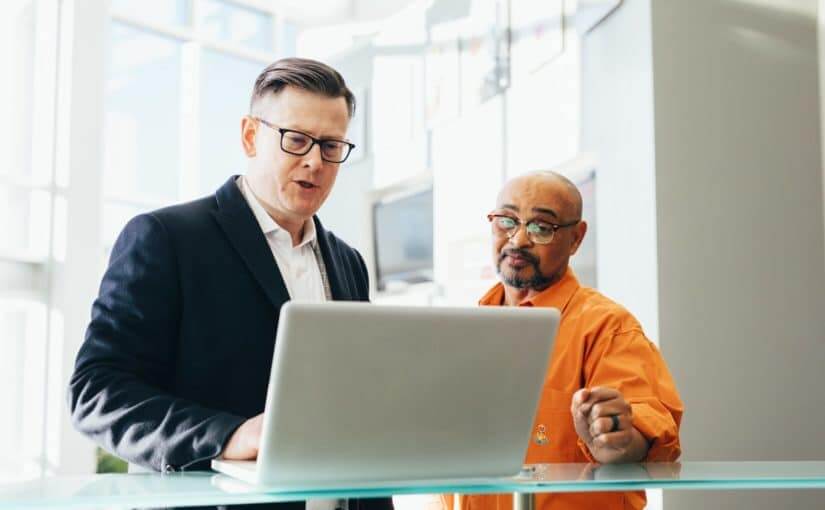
<box><xmin>444</xmin><ymin>269</ymin><xmax>683</xmax><ymax>510</ymax></box>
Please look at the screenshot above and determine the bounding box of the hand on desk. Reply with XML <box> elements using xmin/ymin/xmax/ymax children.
<box><xmin>221</xmin><ymin>413</ymin><xmax>263</xmax><ymax>460</ymax></box>
<box><xmin>571</xmin><ymin>387</ymin><xmax>649</xmax><ymax>464</ymax></box>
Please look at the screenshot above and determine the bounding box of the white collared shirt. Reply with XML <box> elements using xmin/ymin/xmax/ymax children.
<box><xmin>236</xmin><ymin>176</ymin><xmax>327</xmax><ymax>303</ymax></box>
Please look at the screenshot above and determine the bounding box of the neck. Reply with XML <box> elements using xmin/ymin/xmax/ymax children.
<box><xmin>245</xmin><ymin>178</ymin><xmax>308</xmax><ymax>247</ymax></box>
<box><xmin>269</xmin><ymin>212</ymin><xmax>306</xmax><ymax>247</ymax></box>
<box><xmin>503</xmin><ymin>287</ymin><xmax>530</xmax><ymax>306</ymax></box>
<box><xmin>282</xmin><ymin>220</ymin><xmax>306</xmax><ymax>247</ymax></box>
<box><xmin>503</xmin><ymin>286</ymin><xmax>543</xmax><ymax>306</ymax></box>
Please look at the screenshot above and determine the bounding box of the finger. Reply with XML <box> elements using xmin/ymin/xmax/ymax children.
<box><xmin>574</xmin><ymin>406</ymin><xmax>591</xmax><ymax>427</ymax></box>
<box><xmin>589</xmin><ymin>400</ymin><xmax>632</xmax><ymax>421</ymax></box>
<box><xmin>575</xmin><ymin>418</ymin><xmax>594</xmax><ymax>446</ymax></box>
<box><xmin>589</xmin><ymin>414</ymin><xmax>632</xmax><ymax>437</ymax></box>
<box><xmin>577</xmin><ymin>388</ymin><xmax>600</xmax><ymax>415</ymax></box>
<box><xmin>572</xmin><ymin>398</ymin><xmax>593</xmax><ymax>429</ymax></box>
<box><xmin>579</xmin><ymin>387</ymin><xmax>621</xmax><ymax>415</ymax></box>
<box><xmin>571</xmin><ymin>398</ymin><xmax>595</xmax><ymax>444</ymax></box>
<box><xmin>587</xmin><ymin>386</ymin><xmax>621</xmax><ymax>403</ymax></box>
<box><xmin>571</xmin><ymin>388</ymin><xmax>590</xmax><ymax>411</ymax></box>
<box><xmin>591</xmin><ymin>430</ymin><xmax>634</xmax><ymax>451</ymax></box>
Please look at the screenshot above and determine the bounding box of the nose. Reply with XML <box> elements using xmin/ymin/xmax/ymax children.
<box><xmin>508</xmin><ymin>223</ymin><xmax>532</xmax><ymax>248</ymax></box>
<box><xmin>301</xmin><ymin>142</ymin><xmax>324</xmax><ymax>171</ymax></box>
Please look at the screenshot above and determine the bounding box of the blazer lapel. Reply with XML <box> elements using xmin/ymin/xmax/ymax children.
<box><xmin>313</xmin><ymin>216</ymin><xmax>350</xmax><ymax>300</ymax></box>
<box><xmin>212</xmin><ymin>176</ymin><xmax>290</xmax><ymax>309</ymax></box>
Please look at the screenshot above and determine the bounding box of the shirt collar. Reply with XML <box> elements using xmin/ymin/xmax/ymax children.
<box><xmin>479</xmin><ymin>267</ymin><xmax>581</xmax><ymax>312</ymax></box>
<box><xmin>237</xmin><ymin>175</ymin><xmax>317</xmax><ymax>248</ymax></box>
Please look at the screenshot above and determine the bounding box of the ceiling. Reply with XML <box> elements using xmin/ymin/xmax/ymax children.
<box><xmin>273</xmin><ymin>0</ymin><xmax>421</xmax><ymax>27</ymax></box>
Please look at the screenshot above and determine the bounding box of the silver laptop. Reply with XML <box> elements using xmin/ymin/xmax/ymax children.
<box><xmin>212</xmin><ymin>302</ymin><xmax>559</xmax><ymax>489</ymax></box>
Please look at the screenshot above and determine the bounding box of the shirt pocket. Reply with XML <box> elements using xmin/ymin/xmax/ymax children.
<box><xmin>525</xmin><ymin>387</ymin><xmax>581</xmax><ymax>463</ymax></box>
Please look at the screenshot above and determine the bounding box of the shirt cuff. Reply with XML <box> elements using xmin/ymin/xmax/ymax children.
<box><xmin>631</xmin><ymin>402</ymin><xmax>681</xmax><ymax>462</ymax></box>
<box><xmin>178</xmin><ymin>412</ymin><xmax>247</xmax><ymax>471</ymax></box>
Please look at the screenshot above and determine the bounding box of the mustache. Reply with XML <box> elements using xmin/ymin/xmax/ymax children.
<box><xmin>499</xmin><ymin>248</ymin><xmax>539</xmax><ymax>265</ymax></box>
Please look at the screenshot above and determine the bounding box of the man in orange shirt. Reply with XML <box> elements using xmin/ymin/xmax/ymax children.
<box><xmin>449</xmin><ymin>171</ymin><xmax>683</xmax><ymax>510</ymax></box>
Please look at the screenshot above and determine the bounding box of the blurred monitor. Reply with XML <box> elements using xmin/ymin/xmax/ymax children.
<box><xmin>372</xmin><ymin>188</ymin><xmax>434</xmax><ymax>291</ymax></box>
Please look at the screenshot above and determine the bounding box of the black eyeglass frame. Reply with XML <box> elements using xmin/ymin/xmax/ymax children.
<box><xmin>253</xmin><ymin>116</ymin><xmax>356</xmax><ymax>163</ymax></box>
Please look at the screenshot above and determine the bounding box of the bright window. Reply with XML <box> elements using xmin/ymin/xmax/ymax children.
<box><xmin>199</xmin><ymin>0</ymin><xmax>273</xmax><ymax>52</ymax></box>
<box><xmin>105</xmin><ymin>22</ymin><xmax>183</xmax><ymax>205</ymax></box>
<box><xmin>103</xmin><ymin>0</ymin><xmax>284</xmax><ymax>267</ymax></box>
<box><xmin>199</xmin><ymin>49</ymin><xmax>262</xmax><ymax>195</ymax></box>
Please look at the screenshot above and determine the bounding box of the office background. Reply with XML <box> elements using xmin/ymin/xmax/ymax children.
<box><xmin>2</xmin><ymin>1</ymin><xmax>825</xmax><ymax>509</ymax></box>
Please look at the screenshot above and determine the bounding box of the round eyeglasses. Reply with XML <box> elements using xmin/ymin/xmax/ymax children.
<box><xmin>487</xmin><ymin>213</ymin><xmax>580</xmax><ymax>245</ymax></box>
<box><xmin>254</xmin><ymin>117</ymin><xmax>356</xmax><ymax>164</ymax></box>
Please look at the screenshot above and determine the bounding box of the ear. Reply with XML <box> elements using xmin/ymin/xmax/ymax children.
<box><xmin>241</xmin><ymin>116</ymin><xmax>257</xmax><ymax>157</ymax></box>
<box><xmin>568</xmin><ymin>220</ymin><xmax>588</xmax><ymax>256</ymax></box>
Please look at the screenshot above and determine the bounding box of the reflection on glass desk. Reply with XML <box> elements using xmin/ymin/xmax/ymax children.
<box><xmin>2</xmin><ymin>462</ymin><xmax>825</xmax><ymax>509</ymax></box>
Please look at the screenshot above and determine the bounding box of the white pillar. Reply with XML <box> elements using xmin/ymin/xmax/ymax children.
<box><xmin>50</xmin><ymin>0</ymin><xmax>108</xmax><ymax>475</ymax></box>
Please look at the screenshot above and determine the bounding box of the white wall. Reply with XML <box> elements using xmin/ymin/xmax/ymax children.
<box><xmin>651</xmin><ymin>0</ymin><xmax>825</xmax><ymax>508</ymax></box>
<box><xmin>580</xmin><ymin>0</ymin><xmax>660</xmax><ymax>339</ymax></box>
<box><xmin>583</xmin><ymin>1</ymin><xmax>825</xmax><ymax>508</ymax></box>
<box><xmin>820</xmin><ymin>0</ymin><xmax>825</xmax><ymax>259</ymax></box>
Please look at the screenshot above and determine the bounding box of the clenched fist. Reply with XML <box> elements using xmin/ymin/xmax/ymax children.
<box><xmin>571</xmin><ymin>387</ymin><xmax>649</xmax><ymax>464</ymax></box>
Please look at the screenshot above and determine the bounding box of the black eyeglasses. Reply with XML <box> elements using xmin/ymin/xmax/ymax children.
<box><xmin>487</xmin><ymin>212</ymin><xmax>580</xmax><ymax>245</ymax></box>
<box><xmin>254</xmin><ymin>117</ymin><xmax>356</xmax><ymax>164</ymax></box>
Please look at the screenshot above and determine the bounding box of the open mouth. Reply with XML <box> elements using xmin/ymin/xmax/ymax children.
<box><xmin>295</xmin><ymin>180</ymin><xmax>318</xmax><ymax>189</ymax></box>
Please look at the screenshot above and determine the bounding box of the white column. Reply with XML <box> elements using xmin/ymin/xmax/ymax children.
<box><xmin>50</xmin><ymin>0</ymin><xmax>108</xmax><ymax>475</ymax></box>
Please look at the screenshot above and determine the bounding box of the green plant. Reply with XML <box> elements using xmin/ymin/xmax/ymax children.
<box><xmin>95</xmin><ymin>447</ymin><xmax>127</xmax><ymax>474</ymax></box>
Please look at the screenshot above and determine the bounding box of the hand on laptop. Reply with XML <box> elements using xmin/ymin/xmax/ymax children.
<box><xmin>571</xmin><ymin>387</ymin><xmax>649</xmax><ymax>464</ymax></box>
<box><xmin>221</xmin><ymin>413</ymin><xmax>263</xmax><ymax>460</ymax></box>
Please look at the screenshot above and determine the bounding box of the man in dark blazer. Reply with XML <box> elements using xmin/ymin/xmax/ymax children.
<box><xmin>68</xmin><ymin>58</ymin><xmax>391</xmax><ymax>510</ymax></box>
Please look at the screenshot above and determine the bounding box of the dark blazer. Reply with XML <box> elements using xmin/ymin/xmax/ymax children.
<box><xmin>68</xmin><ymin>176</ymin><xmax>390</xmax><ymax>510</ymax></box>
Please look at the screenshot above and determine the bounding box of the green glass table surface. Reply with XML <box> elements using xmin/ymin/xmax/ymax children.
<box><xmin>2</xmin><ymin>461</ymin><xmax>825</xmax><ymax>509</ymax></box>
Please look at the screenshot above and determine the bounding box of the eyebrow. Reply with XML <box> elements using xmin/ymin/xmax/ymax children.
<box><xmin>532</xmin><ymin>207</ymin><xmax>559</xmax><ymax>218</ymax></box>
<box><xmin>500</xmin><ymin>204</ymin><xmax>559</xmax><ymax>218</ymax></box>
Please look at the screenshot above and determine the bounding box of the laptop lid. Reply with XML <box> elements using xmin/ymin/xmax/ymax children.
<box><xmin>254</xmin><ymin>302</ymin><xmax>559</xmax><ymax>487</ymax></box>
